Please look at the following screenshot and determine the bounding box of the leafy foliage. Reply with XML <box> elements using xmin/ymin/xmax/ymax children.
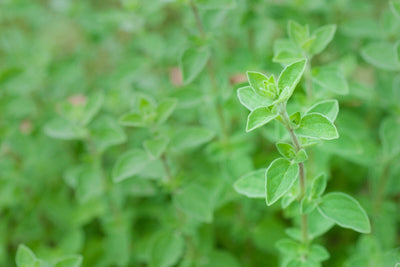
<box><xmin>0</xmin><ymin>1</ymin><xmax>398</xmax><ymax>267</ymax></box>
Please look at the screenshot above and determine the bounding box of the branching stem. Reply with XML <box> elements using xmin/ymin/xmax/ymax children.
<box><xmin>279</xmin><ymin>103</ymin><xmax>309</xmax><ymax>245</ymax></box>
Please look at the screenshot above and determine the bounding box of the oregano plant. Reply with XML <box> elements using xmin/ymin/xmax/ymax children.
<box><xmin>235</xmin><ymin>58</ymin><xmax>371</xmax><ymax>265</ymax></box>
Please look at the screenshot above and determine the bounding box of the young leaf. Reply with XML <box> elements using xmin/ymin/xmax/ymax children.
<box><xmin>246</xmin><ymin>71</ymin><xmax>275</xmax><ymax>98</ymax></box>
<box><xmin>312</xmin><ymin>66</ymin><xmax>349</xmax><ymax>95</ymax></box>
<box><xmin>180</xmin><ymin>46</ymin><xmax>211</xmax><ymax>85</ymax></box>
<box><xmin>318</xmin><ymin>192</ymin><xmax>371</xmax><ymax>233</ymax></box>
<box><xmin>90</xmin><ymin>115</ymin><xmax>127</xmax><ymax>153</ymax></box>
<box><xmin>44</xmin><ymin>118</ymin><xmax>88</xmax><ymax>140</ymax></box>
<box><xmin>277</xmin><ymin>59</ymin><xmax>307</xmax><ymax>97</ymax></box>
<box><xmin>143</xmin><ymin>136</ymin><xmax>169</xmax><ymax>159</ymax></box>
<box><xmin>150</xmin><ymin>232</ymin><xmax>184</xmax><ymax>267</ymax></box>
<box><xmin>310</xmin><ymin>174</ymin><xmax>327</xmax><ymax>198</ymax></box>
<box><xmin>54</xmin><ymin>255</ymin><xmax>83</xmax><ymax>267</ymax></box>
<box><xmin>234</xmin><ymin>169</ymin><xmax>266</xmax><ymax>198</ymax></box>
<box><xmin>174</xmin><ymin>184</ymin><xmax>213</xmax><ymax>223</ymax></box>
<box><xmin>288</xmin><ymin>21</ymin><xmax>309</xmax><ymax>47</ymax></box>
<box><xmin>246</xmin><ymin>106</ymin><xmax>278</xmax><ymax>132</ymax></box>
<box><xmin>296</xmin><ymin>113</ymin><xmax>339</xmax><ymax>140</ymax></box>
<box><xmin>119</xmin><ymin>113</ymin><xmax>146</xmax><ymax>127</ymax></box>
<box><xmin>156</xmin><ymin>98</ymin><xmax>177</xmax><ymax>124</ymax></box>
<box><xmin>265</xmin><ymin>158</ymin><xmax>299</xmax><ymax>205</ymax></box>
<box><xmin>306</xmin><ymin>99</ymin><xmax>339</xmax><ymax>122</ymax></box>
<box><xmin>309</xmin><ymin>25</ymin><xmax>336</xmax><ymax>55</ymax></box>
<box><xmin>16</xmin><ymin>244</ymin><xmax>36</xmax><ymax>267</ymax></box>
<box><xmin>309</xmin><ymin>244</ymin><xmax>330</xmax><ymax>262</ymax></box>
<box><xmin>276</xmin><ymin>142</ymin><xmax>296</xmax><ymax>159</ymax></box>
<box><xmin>276</xmin><ymin>238</ymin><xmax>300</xmax><ymax>257</ymax></box>
<box><xmin>80</xmin><ymin>92</ymin><xmax>104</xmax><ymax>126</ymax></box>
<box><xmin>294</xmin><ymin>149</ymin><xmax>308</xmax><ymax>163</ymax></box>
<box><xmin>112</xmin><ymin>149</ymin><xmax>153</xmax><ymax>182</ymax></box>
<box><xmin>361</xmin><ymin>42</ymin><xmax>400</xmax><ymax>71</ymax></box>
<box><xmin>237</xmin><ymin>86</ymin><xmax>272</xmax><ymax>111</ymax></box>
<box><xmin>300</xmin><ymin>197</ymin><xmax>317</xmax><ymax>214</ymax></box>
<box><xmin>170</xmin><ymin>126</ymin><xmax>215</xmax><ymax>151</ymax></box>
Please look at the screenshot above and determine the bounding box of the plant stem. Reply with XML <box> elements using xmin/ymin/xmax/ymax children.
<box><xmin>189</xmin><ymin>0</ymin><xmax>229</xmax><ymax>141</ymax></box>
<box><xmin>279</xmin><ymin>104</ymin><xmax>309</xmax><ymax>245</ymax></box>
<box><xmin>305</xmin><ymin>60</ymin><xmax>313</xmax><ymax>101</ymax></box>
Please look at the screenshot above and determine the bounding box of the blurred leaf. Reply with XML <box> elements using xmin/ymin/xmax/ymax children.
<box><xmin>174</xmin><ymin>184</ymin><xmax>213</xmax><ymax>223</ymax></box>
<box><xmin>112</xmin><ymin>149</ymin><xmax>153</xmax><ymax>182</ymax></box>
<box><xmin>234</xmin><ymin>169</ymin><xmax>266</xmax><ymax>198</ymax></box>
<box><xmin>180</xmin><ymin>46</ymin><xmax>210</xmax><ymax>85</ymax></box>
<box><xmin>170</xmin><ymin>126</ymin><xmax>215</xmax><ymax>151</ymax></box>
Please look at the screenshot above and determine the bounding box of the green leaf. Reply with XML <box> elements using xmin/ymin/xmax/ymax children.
<box><xmin>276</xmin><ymin>238</ymin><xmax>300</xmax><ymax>257</ymax></box>
<box><xmin>246</xmin><ymin>106</ymin><xmax>278</xmax><ymax>132</ymax></box>
<box><xmin>246</xmin><ymin>71</ymin><xmax>275</xmax><ymax>98</ymax></box>
<box><xmin>288</xmin><ymin>21</ymin><xmax>309</xmax><ymax>47</ymax></box>
<box><xmin>234</xmin><ymin>169</ymin><xmax>266</xmax><ymax>198</ymax></box>
<box><xmin>54</xmin><ymin>255</ymin><xmax>83</xmax><ymax>267</ymax></box>
<box><xmin>265</xmin><ymin>158</ymin><xmax>299</xmax><ymax>205</ymax></box>
<box><xmin>276</xmin><ymin>142</ymin><xmax>296</xmax><ymax>159</ymax></box>
<box><xmin>379</xmin><ymin>117</ymin><xmax>400</xmax><ymax>158</ymax></box>
<box><xmin>180</xmin><ymin>46</ymin><xmax>210</xmax><ymax>85</ymax></box>
<box><xmin>300</xmin><ymin>197</ymin><xmax>317</xmax><ymax>214</ymax></box>
<box><xmin>237</xmin><ymin>86</ymin><xmax>272</xmax><ymax>111</ymax></box>
<box><xmin>170</xmin><ymin>126</ymin><xmax>215</xmax><ymax>151</ymax></box>
<box><xmin>361</xmin><ymin>42</ymin><xmax>400</xmax><ymax>71</ymax></box>
<box><xmin>390</xmin><ymin>0</ymin><xmax>400</xmax><ymax>17</ymax></box>
<box><xmin>294</xmin><ymin>149</ymin><xmax>308</xmax><ymax>163</ymax></box>
<box><xmin>318</xmin><ymin>192</ymin><xmax>371</xmax><ymax>233</ymax></box>
<box><xmin>196</xmin><ymin>0</ymin><xmax>236</xmax><ymax>9</ymax></box>
<box><xmin>277</xmin><ymin>59</ymin><xmax>307</xmax><ymax>98</ymax></box>
<box><xmin>119</xmin><ymin>113</ymin><xmax>146</xmax><ymax>127</ymax></box>
<box><xmin>309</xmin><ymin>25</ymin><xmax>336</xmax><ymax>55</ymax></box>
<box><xmin>112</xmin><ymin>149</ymin><xmax>153</xmax><ymax>182</ymax></box>
<box><xmin>44</xmin><ymin>118</ymin><xmax>88</xmax><ymax>140</ymax></box>
<box><xmin>90</xmin><ymin>115</ymin><xmax>127</xmax><ymax>153</ymax></box>
<box><xmin>174</xmin><ymin>184</ymin><xmax>213</xmax><ymax>223</ymax></box>
<box><xmin>150</xmin><ymin>232</ymin><xmax>184</xmax><ymax>267</ymax></box>
<box><xmin>307</xmin><ymin>209</ymin><xmax>335</xmax><ymax>239</ymax></box>
<box><xmin>73</xmin><ymin>164</ymin><xmax>104</xmax><ymax>203</ymax></box>
<box><xmin>16</xmin><ymin>244</ymin><xmax>36</xmax><ymax>267</ymax></box>
<box><xmin>156</xmin><ymin>98</ymin><xmax>177</xmax><ymax>124</ymax></box>
<box><xmin>310</xmin><ymin>174</ymin><xmax>327</xmax><ymax>198</ymax></box>
<box><xmin>80</xmin><ymin>93</ymin><xmax>104</xmax><ymax>125</ymax></box>
<box><xmin>143</xmin><ymin>136</ymin><xmax>169</xmax><ymax>159</ymax></box>
<box><xmin>296</xmin><ymin>113</ymin><xmax>339</xmax><ymax>140</ymax></box>
<box><xmin>312</xmin><ymin>66</ymin><xmax>349</xmax><ymax>95</ymax></box>
<box><xmin>306</xmin><ymin>99</ymin><xmax>339</xmax><ymax>122</ymax></box>
<box><xmin>202</xmin><ymin>251</ymin><xmax>241</xmax><ymax>267</ymax></box>
<box><xmin>309</xmin><ymin>244</ymin><xmax>330</xmax><ymax>262</ymax></box>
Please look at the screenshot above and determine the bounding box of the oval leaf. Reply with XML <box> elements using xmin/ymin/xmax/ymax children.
<box><xmin>234</xmin><ymin>169</ymin><xmax>266</xmax><ymax>198</ymax></box>
<box><xmin>150</xmin><ymin>232</ymin><xmax>184</xmax><ymax>267</ymax></box>
<box><xmin>318</xmin><ymin>192</ymin><xmax>371</xmax><ymax>233</ymax></box>
<box><xmin>112</xmin><ymin>149</ymin><xmax>152</xmax><ymax>182</ymax></box>
<box><xmin>309</xmin><ymin>25</ymin><xmax>336</xmax><ymax>55</ymax></box>
<box><xmin>306</xmin><ymin>99</ymin><xmax>339</xmax><ymax>122</ymax></box>
<box><xmin>277</xmin><ymin>59</ymin><xmax>307</xmax><ymax>97</ymax></box>
<box><xmin>265</xmin><ymin>158</ymin><xmax>299</xmax><ymax>205</ymax></box>
<box><xmin>237</xmin><ymin>86</ymin><xmax>272</xmax><ymax>111</ymax></box>
<box><xmin>180</xmin><ymin>46</ymin><xmax>210</xmax><ymax>85</ymax></box>
<box><xmin>296</xmin><ymin>113</ymin><xmax>339</xmax><ymax>140</ymax></box>
<box><xmin>246</xmin><ymin>106</ymin><xmax>277</xmax><ymax>132</ymax></box>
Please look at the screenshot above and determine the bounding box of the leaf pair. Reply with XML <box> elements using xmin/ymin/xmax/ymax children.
<box><xmin>238</xmin><ymin>59</ymin><xmax>307</xmax><ymax>132</ymax></box>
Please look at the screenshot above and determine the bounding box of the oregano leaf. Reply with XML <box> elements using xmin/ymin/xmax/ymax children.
<box><xmin>180</xmin><ymin>46</ymin><xmax>211</xmax><ymax>85</ymax></box>
<box><xmin>306</xmin><ymin>99</ymin><xmax>339</xmax><ymax>122</ymax></box>
<box><xmin>296</xmin><ymin>113</ymin><xmax>339</xmax><ymax>140</ymax></box>
<box><xmin>246</xmin><ymin>106</ymin><xmax>278</xmax><ymax>132</ymax></box>
<box><xmin>309</xmin><ymin>25</ymin><xmax>336</xmax><ymax>55</ymax></box>
<box><xmin>277</xmin><ymin>59</ymin><xmax>307</xmax><ymax>98</ymax></box>
<box><xmin>265</xmin><ymin>158</ymin><xmax>299</xmax><ymax>205</ymax></box>
<box><xmin>237</xmin><ymin>86</ymin><xmax>272</xmax><ymax>111</ymax></box>
<box><xmin>234</xmin><ymin>169</ymin><xmax>266</xmax><ymax>198</ymax></box>
<box><xmin>318</xmin><ymin>192</ymin><xmax>371</xmax><ymax>233</ymax></box>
